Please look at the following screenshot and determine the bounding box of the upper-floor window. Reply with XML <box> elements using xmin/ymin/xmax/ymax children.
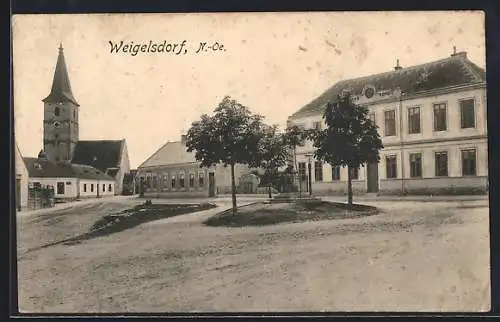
<box><xmin>314</xmin><ymin>162</ymin><xmax>323</xmax><ymax>182</ymax></box>
<box><xmin>331</xmin><ymin>166</ymin><xmax>340</xmax><ymax>181</ymax></box>
<box><xmin>460</xmin><ymin>99</ymin><xmax>475</xmax><ymax>129</ymax></box>
<box><xmin>54</xmin><ymin>106</ymin><xmax>60</xmax><ymax>116</ymax></box>
<box><xmin>435</xmin><ymin>151</ymin><xmax>449</xmax><ymax>177</ymax></box>
<box><xmin>408</xmin><ymin>106</ymin><xmax>421</xmax><ymax>134</ymax></box>
<box><xmin>386</xmin><ymin>155</ymin><xmax>397</xmax><ymax>179</ymax></box>
<box><xmin>384</xmin><ymin>110</ymin><xmax>396</xmax><ymax>136</ymax></box>
<box><xmin>433</xmin><ymin>103</ymin><xmax>447</xmax><ymax>132</ymax></box>
<box><xmin>461</xmin><ymin>149</ymin><xmax>477</xmax><ymax>176</ymax></box>
<box><xmin>298</xmin><ymin>162</ymin><xmax>307</xmax><ymax>179</ymax></box>
<box><xmin>409</xmin><ymin>153</ymin><xmax>422</xmax><ymax>178</ymax></box>
<box><xmin>313</xmin><ymin>121</ymin><xmax>322</xmax><ymax>130</ymax></box>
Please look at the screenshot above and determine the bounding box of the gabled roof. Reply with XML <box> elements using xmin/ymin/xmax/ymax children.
<box><xmin>23</xmin><ymin>158</ymin><xmax>114</xmax><ymax>181</ymax></box>
<box><xmin>138</xmin><ymin>141</ymin><xmax>198</xmax><ymax>169</ymax></box>
<box><xmin>71</xmin><ymin>140</ymin><xmax>125</xmax><ymax>173</ymax></box>
<box><xmin>289</xmin><ymin>52</ymin><xmax>486</xmax><ymax>119</ymax></box>
<box><xmin>42</xmin><ymin>43</ymin><xmax>80</xmax><ymax>106</ymax></box>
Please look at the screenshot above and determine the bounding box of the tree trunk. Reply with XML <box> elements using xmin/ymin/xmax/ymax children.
<box><xmin>230</xmin><ymin>162</ymin><xmax>237</xmax><ymax>215</ymax></box>
<box><xmin>347</xmin><ymin>165</ymin><xmax>353</xmax><ymax>210</ymax></box>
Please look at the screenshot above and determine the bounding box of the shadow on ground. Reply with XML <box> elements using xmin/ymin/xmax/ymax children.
<box><xmin>203</xmin><ymin>200</ymin><xmax>380</xmax><ymax>227</ymax></box>
<box><xmin>26</xmin><ymin>202</ymin><xmax>217</xmax><ymax>251</ymax></box>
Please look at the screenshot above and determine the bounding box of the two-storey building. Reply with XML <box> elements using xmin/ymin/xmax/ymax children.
<box><xmin>287</xmin><ymin>49</ymin><xmax>487</xmax><ymax>195</ymax></box>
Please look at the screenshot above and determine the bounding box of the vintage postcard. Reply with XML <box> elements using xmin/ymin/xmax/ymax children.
<box><xmin>12</xmin><ymin>11</ymin><xmax>489</xmax><ymax>313</ymax></box>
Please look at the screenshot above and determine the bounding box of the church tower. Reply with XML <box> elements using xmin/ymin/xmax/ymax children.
<box><xmin>42</xmin><ymin>43</ymin><xmax>80</xmax><ymax>162</ymax></box>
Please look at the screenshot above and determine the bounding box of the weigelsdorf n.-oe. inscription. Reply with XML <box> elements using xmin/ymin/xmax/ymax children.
<box><xmin>109</xmin><ymin>40</ymin><xmax>226</xmax><ymax>56</ymax></box>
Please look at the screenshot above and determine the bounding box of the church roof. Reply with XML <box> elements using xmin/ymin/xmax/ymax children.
<box><xmin>42</xmin><ymin>43</ymin><xmax>80</xmax><ymax>106</ymax></box>
<box><xmin>23</xmin><ymin>158</ymin><xmax>114</xmax><ymax>181</ymax></box>
<box><xmin>71</xmin><ymin>140</ymin><xmax>125</xmax><ymax>173</ymax></box>
<box><xmin>289</xmin><ymin>52</ymin><xmax>486</xmax><ymax>120</ymax></box>
<box><xmin>138</xmin><ymin>141</ymin><xmax>198</xmax><ymax>169</ymax></box>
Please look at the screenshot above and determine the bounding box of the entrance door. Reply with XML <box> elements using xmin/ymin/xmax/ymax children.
<box><xmin>16</xmin><ymin>178</ymin><xmax>21</xmax><ymax>210</ymax></box>
<box><xmin>208</xmin><ymin>172</ymin><xmax>216</xmax><ymax>197</ymax></box>
<box><xmin>366</xmin><ymin>162</ymin><xmax>379</xmax><ymax>193</ymax></box>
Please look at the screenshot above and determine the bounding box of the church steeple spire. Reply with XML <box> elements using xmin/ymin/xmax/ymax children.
<box><xmin>42</xmin><ymin>43</ymin><xmax>80</xmax><ymax>106</ymax></box>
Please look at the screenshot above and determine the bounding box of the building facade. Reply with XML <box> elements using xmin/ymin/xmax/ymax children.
<box><xmin>137</xmin><ymin>135</ymin><xmax>254</xmax><ymax>198</ymax></box>
<box><xmin>38</xmin><ymin>43</ymin><xmax>131</xmax><ymax>195</ymax></box>
<box><xmin>288</xmin><ymin>50</ymin><xmax>487</xmax><ymax>195</ymax></box>
<box><xmin>24</xmin><ymin>155</ymin><xmax>115</xmax><ymax>200</ymax></box>
<box><xmin>15</xmin><ymin>142</ymin><xmax>29</xmax><ymax>210</ymax></box>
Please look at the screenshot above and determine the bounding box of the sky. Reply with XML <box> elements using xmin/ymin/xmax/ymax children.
<box><xmin>12</xmin><ymin>11</ymin><xmax>485</xmax><ymax>168</ymax></box>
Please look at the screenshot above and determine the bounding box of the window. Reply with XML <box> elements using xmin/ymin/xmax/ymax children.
<box><xmin>90</xmin><ymin>184</ymin><xmax>94</xmax><ymax>192</ymax></box>
<box><xmin>314</xmin><ymin>162</ymin><xmax>323</xmax><ymax>182</ymax></box>
<box><xmin>54</xmin><ymin>106</ymin><xmax>60</xmax><ymax>116</ymax></box>
<box><xmin>171</xmin><ymin>175</ymin><xmax>176</xmax><ymax>189</ymax></box>
<box><xmin>189</xmin><ymin>173</ymin><xmax>195</xmax><ymax>188</ymax></box>
<box><xmin>460</xmin><ymin>99</ymin><xmax>475</xmax><ymax>128</ymax></box>
<box><xmin>313</xmin><ymin>121</ymin><xmax>322</xmax><ymax>130</ymax></box>
<box><xmin>461</xmin><ymin>149</ymin><xmax>477</xmax><ymax>176</ymax></box>
<box><xmin>179</xmin><ymin>173</ymin><xmax>185</xmax><ymax>188</ymax></box>
<box><xmin>199</xmin><ymin>172</ymin><xmax>205</xmax><ymax>188</ymax></box>
<box><xmin>433</xmin><ymin>103</ymin><xmax>447</xmax><ymax>131</ymax></box>
<box><xmin>83</xmin><ymin>183</ymin><xmax>87</xmax><ymax>192</ymax></box>
<box><xmin>384</xmin><ymin>110</ymin><xmax>396</xmax><ymax>136</ymax></box>
<box><xmin>435</xmin><ymin>152</ymin><xmax>448</xmax><ymax>177</ymax></box>
<box><xmin>163</xmin><ymin>175</ymin><xmax>168</xmax><ymax>187</ymax></box>
<box><xmin>102</xmin><ymin>184</ymin><xmax>105</xmax><ymax>192</ymax></box>
<box><xmin>108</xmin><ymin>184</ymin><xmax>112</xmax><ymax>192</ymax></box>
<box><xmin>57</xmin><ymin>182</ymin><xmax>65</xmax><ymax>195</ymax></box>
<box><xmin>146</xmin><ymin>176</ymin><xmax>151</xmax><ymax>188</ymax></box>
<box><xmin>351</xmin><ymin>167</ymin><xmax>359</xmax><ymax>180</ymax></box>
<box><xmin>298</xmin><ymin>162</ymin><xmax>307</xmax><ymax>179</ymax></box>
<box><xmin>73</xmin><ymin>109</ymin><xmax>76</xmax><ymax>119</ymax></box>
<box><xmin>33</xmin><ymin>182</ymin><xmax>41</xmax><ymax>188</ymax></box>
<box><xmin>408</xmin><ymin>106</ymin><xmax>421</xmax><ymax>134</ymax></box>
<box><xmin>152</xmin><ymin>176</ymin><xmax>157</xmax><ymax>189</ymax></box>
<box><xmin>331</xmin><ymin>166</ymin><xmax>340</xmax><ymax>181</ymax></box>
<box><xmin>369</xmin><ymin>112</ymin><xmax>376</xmax><ymax>126</ymax></box>
<box><xmin>409</xmin><ymin>153</ymin><xmax>422</xmax><ymax>178</ymax></box>
<box><xmin>386</xmin><ymin>155</ymin><xmax>398</xmax><ymax>179</ymax></box>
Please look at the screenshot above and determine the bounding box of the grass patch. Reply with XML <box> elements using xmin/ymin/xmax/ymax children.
<box><xmin>203</xmin><ymin>200</ymin><xmax>379</xmax><ymax>227</ymax></box>
<box><xmin>25</xmin><ymin>202</ymin><xmax>217</xmax><ymax>251</ymax></box>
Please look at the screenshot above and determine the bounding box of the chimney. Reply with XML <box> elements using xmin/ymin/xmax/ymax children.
<box><xmin>394</xmin><ymin>59</ymin><xmax>403</xmax><ymax>71</ymax></box>
<box><xmin>451</xmin><ymin>46</ymin><xmax>467</xmax><ymax>59</ymax></box>
<box><xmin>181</xmin><ymin>134</ymin><xmax>187</xmax><ymax>145</ymax></box>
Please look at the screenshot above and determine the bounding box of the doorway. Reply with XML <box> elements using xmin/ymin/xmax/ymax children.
<box><xmin>366</xmin><ymin>162</ymin><xmax>379</xmax><ymax>193</ymax></box>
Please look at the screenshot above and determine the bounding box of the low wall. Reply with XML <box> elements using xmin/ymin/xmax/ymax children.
<box><xmin>379</xmin><ymin>176</ymin><xmax>489</xmax><ymax>195</ymax></box>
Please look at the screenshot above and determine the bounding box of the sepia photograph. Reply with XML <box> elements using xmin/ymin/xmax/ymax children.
<box><xmin>12</xmin><ymin>11</ymin><xmax>489</xmax><ymax>313</ymax></box>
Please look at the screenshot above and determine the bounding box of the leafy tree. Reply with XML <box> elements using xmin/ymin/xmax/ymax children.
<box><xmin>186</xmin><ymin>96</ymin><xmax>266</xmax><ymax>215</ymax></box>
<box><xmin>252</xmin><ymin>125</ymin><xmax>289</xmax><ymax>198</ymax></box>
<box><xmin>309</xmin><ymin>93</ymin><xmax>383</xmax><ymax>208</ymax></box>
<box><xmin>282</xmin><ymin>124</ymin><xmax>309</xmax><ymax>195</ymax></box>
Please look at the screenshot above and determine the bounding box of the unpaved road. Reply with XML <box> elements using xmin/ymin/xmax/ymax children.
<box><xmin>16</xmin><ymin>197</ymin><xmax>490</xmax><ymax>312</ymax></box>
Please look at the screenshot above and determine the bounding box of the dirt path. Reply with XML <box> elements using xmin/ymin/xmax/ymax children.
<box><xmin>17</xmin><ymin>199</ymin><xmax>490</xmax><ymax>312</ymax></box>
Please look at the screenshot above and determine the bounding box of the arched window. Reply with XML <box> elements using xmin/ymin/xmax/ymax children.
<box><xmin>54</xmin><ymin>106</ymin><xmax>60</xmax><ymax>116</ymax></box>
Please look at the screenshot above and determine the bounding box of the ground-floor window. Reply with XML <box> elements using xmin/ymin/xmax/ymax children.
<box><xmin>91</xmin><ymin>184</ymin><xmax>94</xmax><ymax>192</ymax></box>
<box><xmin>351</xmin><ymin>166</ymin><xmax>359</xmax><ymax>180</ymax></box>
<box><xmin>409</xmin><ymin>153</ymin><xmax>422</xmax><ymax>178</ymax></box>
<box><xmin>83</xmin><ymin>183</ymin><xmax>87</xmax><ymax>192</ymax></box>
<box><xmin>385</xmin><ymin>155</ymin><xmax>397</xmax><ymax>179</ymax></box>
<box><xmin>298</xmin><ymin>162</ymin><xmax>307</xmax><ymax>180</ymax></box>
<box><xmin>102</xmin><ymin>184</ymin><xmax>106</xmax><ymax>192</ymax></box>
<box><xmin>461</xmin><ymin>149</ymin><xmax>477</xmax><ymax>176</ymax></box>
<box><xmin>179</xmin><ymin>173</ymin><xmax>185</xmax><ymax>188</ymax></box>
<box><xmin>152</xmin><ymin>176</ymin><xmax>158</xmax><ymax>189</ymax></box>
<box><xmin>108</xmin><ymin>184</ymin><xmax>112</xmax><ymax>192</ymax></box>
<box><xmin>57</xmin><ymin>182</ymin><xmax>65</xmax><ymax>195</ymax></box>
<box><xmin>314</xmin><ymin>162</ymin><xmax>323</xmax><ymax>182</ymax></box>
<box><xmin>189</xmin><ymin>173</ymin><xmax>195</xmax><ymax>188</ymax></box>
<box><xmin>331</xmin><ymin>166</ymin><xmax>340</xmax><ymax>181</ymax></box>
<box><xmin>199</xmin><ymin>172</ymin><xmax>205</xmax><ymax>188</ymax></box>
<box><xmin>435</xmin><ymin>151</ymin><xmax>448</xmax><ymax>177</ymax></box>
<box><xmin>171</xmin><ymin>175</ymin><xmax>176</xmax><ymax>189</ymax></box>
